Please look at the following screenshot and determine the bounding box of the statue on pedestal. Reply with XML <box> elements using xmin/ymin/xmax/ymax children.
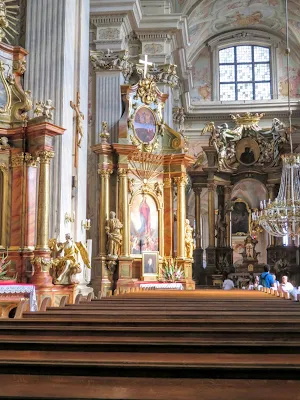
<box><xmin>49</xmin><ymin>234</ymin><xmax>90</xmax><ymax>285</ymax></box>
<box><xmin>242</xmin><ymin>235</ymin><xmax>259</xmax><ymax>261</ymax></box>
<box><xmin>215</xmin><ymin>207</ymin><xmax>227</xmax><ymax>247</ymax></box>
<box><xmin>105</xmin><ymin>211</ymin><xmax>123</xmax><ymax>257</ymax></box>
<box><xmin>185</xmin><ymin>219</ymin><xmax>194</xmax><ymax>259</ymax></box>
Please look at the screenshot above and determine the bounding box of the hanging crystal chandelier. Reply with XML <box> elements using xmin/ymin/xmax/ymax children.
<box><xmin>252</xmin><ymin>0</ymin><xmax>300</xmax><ymax>240</ymax></box>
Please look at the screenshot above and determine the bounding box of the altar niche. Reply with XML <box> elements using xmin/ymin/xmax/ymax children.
<box><xmin>190</xmin><ymin>112</ymin><xmax>293</xmax><ymax>285</ymax></box>
<box><xmin>93</xmin><ymin>73</ymin><xmax>195</xmax><ymax>295</ymax></box>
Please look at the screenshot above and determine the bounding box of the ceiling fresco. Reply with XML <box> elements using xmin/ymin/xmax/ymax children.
<box><xmin>186</xmin><ymin>0</ymin><xmax>300</xmax><ymax>61</ymax></box>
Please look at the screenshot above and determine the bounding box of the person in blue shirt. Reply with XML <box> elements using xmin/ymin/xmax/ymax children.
<box><xmin>259</xmin><ymin>265</ymin><xmax>275</xmax><ymax>288</ymax></box>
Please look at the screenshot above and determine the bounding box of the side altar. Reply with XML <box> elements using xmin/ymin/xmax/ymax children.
<box><xmin>92</xmin><ymin>67</ymin><xmax>195</xmax><ymax>295</ymax></box>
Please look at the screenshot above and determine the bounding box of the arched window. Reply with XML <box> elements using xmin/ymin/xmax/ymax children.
<box><xmin>219</xmin><ymin>45</ymin><xmax>272</xmax><ymax>101</ymax></box>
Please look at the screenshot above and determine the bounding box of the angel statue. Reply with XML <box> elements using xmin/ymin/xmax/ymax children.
<box><xmin>185</xmin><ymin>219</ymin><xmax>195</xmax><ymax>259</ymax></box>
<box><xmin>48</xmin><ymin>233</ymin><xmax>90</xmax><ymax>285</ymax></box>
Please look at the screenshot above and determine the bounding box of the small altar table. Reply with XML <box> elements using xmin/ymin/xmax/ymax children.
<box><xmin>140</xmin><ymin>282</ymin><xmax>184</xmax><ymax>290</ymax></box>
<box><xmin>0</xmin><ymin>283</ymin><xmax>38</xmax><ymax>312</ymax></box>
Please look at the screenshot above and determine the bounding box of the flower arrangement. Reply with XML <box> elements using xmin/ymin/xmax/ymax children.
<box><xmin>158</xmin><ymin>259</ymin><xmax>185</xmax><ymax>282</ymax></box>
<box><xmin>0</xmin><ymin>252</ymin><xmax>16</xmax><ymax>281</ymax></box>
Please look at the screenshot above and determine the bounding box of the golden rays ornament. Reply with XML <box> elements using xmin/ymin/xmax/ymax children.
<box><xmin>0</xmin><ymin>1</ymin><xmax>19</xmax><ymax>44</ymax></box>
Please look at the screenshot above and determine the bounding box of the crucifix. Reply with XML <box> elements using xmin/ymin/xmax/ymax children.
<box><xmin>70</xmin><ymin>92</ymin><xmax>84</xmax><ymax>168</ymax></box>
<box><xmin>139</xmin><ymin>54</ymin><xmax>152</xmax><ymax>78</ymax></box>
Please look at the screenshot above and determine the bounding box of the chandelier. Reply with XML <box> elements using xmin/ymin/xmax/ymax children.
<box><xmin>253</xmin><ymin>0</ymin><xmax>300</xmax><ymax>239</ymax></box>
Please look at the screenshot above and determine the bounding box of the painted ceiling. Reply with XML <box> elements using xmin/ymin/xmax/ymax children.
<box><xmin>183</xmin><ymin>0</ymin><xmax>300</xmax><ymax>62</ymax></box>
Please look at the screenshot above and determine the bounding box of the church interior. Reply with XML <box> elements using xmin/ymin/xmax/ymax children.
<box><xmin>0</xmin><ymin>0</ymin><xmax>300</xmax><ymax>398</ymax></box>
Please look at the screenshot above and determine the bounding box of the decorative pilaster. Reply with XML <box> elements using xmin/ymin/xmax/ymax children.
<box><xmin>224</xmin><ymin>185</ymin><xmax>233</xmax><ymax>247</ymax></box>
<box><xmin>9</xmin><ymin>152</ymin><xmax>24</xmax><ymax>251</ymax></box>
<box><xmin>23</xmin><ymin>153</ymin><xmax>39</xmax><ymax>250</ymax></box>
<box><xmin>118</xmin><ymin>168</ymin><xmax>129</xmax><ymax>257</ymax></box>
<box><xmin>98</xmin><ymin>167</ymin><xmax>112</xmax><ymax>256</ymax></box>
<box><xmin>207</xmin><ymin>183</ymin><xmax>216</xmax><ymax>248</ymax></box>
<box><xmin>35</xmin><ymin>150</ymin><xmax>55</xmax><ymax>251</ymax></box>
<box><xmin>0</xmin><ymin>162</ymin><xmax>8</xmax><ymax>250</ymax></box>
<box><xmin>163</xmin><ymin>177</ymin><xmax>173</xmax><ymax>257</ymax></box>
<box><xmin>174</xmin><ymin>175</ymin><xmax>188</xmax><ymax>258</ymax></box>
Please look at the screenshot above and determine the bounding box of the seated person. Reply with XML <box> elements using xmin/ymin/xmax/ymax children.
<box><xmin>259</xmin><ymin>265</ymin><xmax>275</xmax><ymax>289</ymax></box>
<box><xmin>278</xmin><ymin>275</ymin><xmax>299</xmax><ymax>301</ymax></box>
<box><xmin>248</xmin><ymin>275</ymin><xmax>260</xmax><ymax>290</ymax></box>
<box><xmin>223</xmin><ymin>273</ymin><xmax>234</xmax><ymax>291</ymax></box>
<box><xmin>271</xmin><ymin>274</ymin><xmax>280</xmax><ymax>290</ymax></box>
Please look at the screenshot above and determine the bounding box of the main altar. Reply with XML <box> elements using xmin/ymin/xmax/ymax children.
<box><xmin>91</xmin><ymin>61</ymin><xmax>195</xmax><ymax>295</ymax></box>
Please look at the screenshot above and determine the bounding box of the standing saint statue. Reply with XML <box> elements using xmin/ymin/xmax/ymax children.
<box><xmin>185</xmin><ymin>219</ymin><xmax>195</xmax><ymax>259</ymax></box>
<box><xmin>105</xmin><ymin>211</ymin><xmax>123</xmax><ymax>256</ymax></box>
<box><xmin>70</xmin><ymin>92</ymin><xmax>84</xmax><ymax>148</ymax></box>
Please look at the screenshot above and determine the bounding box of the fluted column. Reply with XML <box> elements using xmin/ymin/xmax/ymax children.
<box><xmin>174</xmin><ymin>175</ymin><xmax>187</xmax><ymax>258</ymax></box>
<box><xmin>164</xmin><ymin>177</ymin><xmax>173</xmax><ymax>257</ymax></box>
<box><xmin>98</xmin><ymin>168</ymin><xmax>112</xmax><ymax>256</ymax></box>
<box><xmin>224</xmin><ymin>185</ymin><xmax>233</xmax><ymax>247</ymax></box>
<box><xmin>208</xmin><ymin>183</ymin><xmax>216</xmax><ymax>248</ymax></box>
<box><xmin>35</xmin><ymin>150</ymin><xmax>54</xmax><ymax>251</ymax></box>
<box><xmin>194</xmin><ymin>187</ymin><xmax>202</xmax><ymax>249</ymax></box>
<box><xmin>24</xmin><ymin>0</ymin><xmax>90</xmax><ymax>239</ymax></box>
<box><xmin>118</xmin><ymin>168</ymin><xmax>129</xmax><ymax>257</ymax></box>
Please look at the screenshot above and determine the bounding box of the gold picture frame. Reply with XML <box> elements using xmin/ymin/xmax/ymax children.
<box><xmin>142</xmin><ymin>251</ymin><xmax>159</xmax><ymax>276</ymax></box>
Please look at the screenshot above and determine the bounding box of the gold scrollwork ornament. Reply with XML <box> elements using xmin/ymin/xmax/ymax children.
<box><xmin>137</xmin><ymin>77</ymin><xmax>157</xmax><ymax>105</ymax></box>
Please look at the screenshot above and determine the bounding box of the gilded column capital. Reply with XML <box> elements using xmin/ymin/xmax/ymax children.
<box><xmin>117</xmin><ymin>168</ymin><xmax>128</xmax><ymax>177</ymax></box>
<box><xmin>98</xmin><ymin>166</ymin><xmax>113</xmax><ymax>177</ymax></box>
<box><xmin>11</xmin><ymin>153</ymin><xmax>24</xmax><ymax>168</ymax></box>
<box><xmin>163</xmin><ymin>177</ymin><xmax>172</xmax><ymax>189</ymax></box>
<box><xmin>36</xmin><ymin>150</ymin><xmax>55</xmax><ymax>164</ymax></box>
<box><xmin>193</xmin><ymin>186</ymin><xmax>202</xmax><ymax>196</ymax></box>
<box><xmin>24</xmin><ymin>153</ymin><xmax>40</xmax><ymax>168</ymax></box>
<box><xmin>207</xmin><ymin>182</ymin><xmax>217</xmax><ymax>192</ymax></box>
<box><xmin>174</xmin><ymin>175</ymin><xmax>188</xmax><ymax>186</ymax></box>
<box><xmin>0</xmin><ymin>162</ymin><xmax>8</xmax><ymax>171</ymax></box>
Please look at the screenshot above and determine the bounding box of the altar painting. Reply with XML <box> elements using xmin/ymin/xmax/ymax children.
<box><xmin>134</xmin><ymin>107</ymin><xmax>156</xmax><ymax>143</ymax></box>
<box><xmin>231</xmin><ymin>200</ymin><xmax>250</xmax><ymax>235</ymax></box>
<box><xmin>130</xmin><ymin>194</ymin><xmax>159</xmax><ymax>254</ymax></box>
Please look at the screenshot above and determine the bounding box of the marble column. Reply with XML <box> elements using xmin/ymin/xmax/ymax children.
<box><xmin>35</xmin><ymin>150</ymin><xmax>55</xmax><ymax>251</ymax></box>
<box><xmin>24</xmin><ymin>0</ymin><xmax>90</xmax><ymax>241</ymax></box>
<box><xmin>163</xmin><ymin>177</ymin><xmax>173</xmax><ymax>257</ymax></box>
<box><xmin>224</xmin><ymin>185</ymin><xmax>233</xmax><ymax>247</ymax></box>
<box><xmin>207</xmin><ymin>183</ymin><xmax>216</xmax><ymax>248</ymax></box>
<box><xmin>194</xmin><ymin>187</ymin><xmax>202</xmax><ymax>249</ymax></box>
<box><xmin>174</xmin><ymin>175</ymin><xmax>187</xmax><ymax>258</ymax></box>
<box><xmin>98</xmin><ymin>168</ymin><xmax>112</xmax><ymax>256</ymax></box>
<box><xmin>118</xmin><ymin>168</ymin><xmax>129</xmax><ymax>257</ymax></box>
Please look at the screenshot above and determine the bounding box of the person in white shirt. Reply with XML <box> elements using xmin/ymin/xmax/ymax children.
<box><xmin>223</xmin><ymin>274</ymin><xmax>235</xmax><ymax>291</ymax></box>
<box><xmin>279</xmin><ymin>276</ymin><xmax>299</xmax><ymax>301</ymax></box>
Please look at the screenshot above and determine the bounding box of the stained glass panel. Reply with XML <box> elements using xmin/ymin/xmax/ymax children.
<box><xmin>219</xmin><ymin>47</ymin><xmax>234</xmax><ymax>63</ymax></box>
<box><xmin>237</xmin><ymin>64</ymin><xmax>252</xmax><ymax>82</ymax></box>
<box><xmin>255</xmin><ymin>83</ymin><xmax>271</xmax><ymax>100</ymax></box>
<box><xmin>237</xmin><ymin>83</ymin><xmax>253</xmax><ymax>100</ymax></box>
<box><xmin>254</xmin><ymin>46</ymin><xmax>270</xmax><ymax>62</ymax></box>
<box><xmin>220</xmin><ymin>65</ymin><xmax>235</xmax><ymax>82</ymax></box>
<box><xmin>254</xmin><ymin>63</ymin><xmax>270</xmax><ymax>81</ymax></box>
<box><xmin>236</xmin><ymin>46</ymin><xmax>252</xmax><ymax>62</ymax></box>
<box><xmin>220</xmin><ymin>84</ymin><xmax>235</xmax><ymax>101</ymax></box>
